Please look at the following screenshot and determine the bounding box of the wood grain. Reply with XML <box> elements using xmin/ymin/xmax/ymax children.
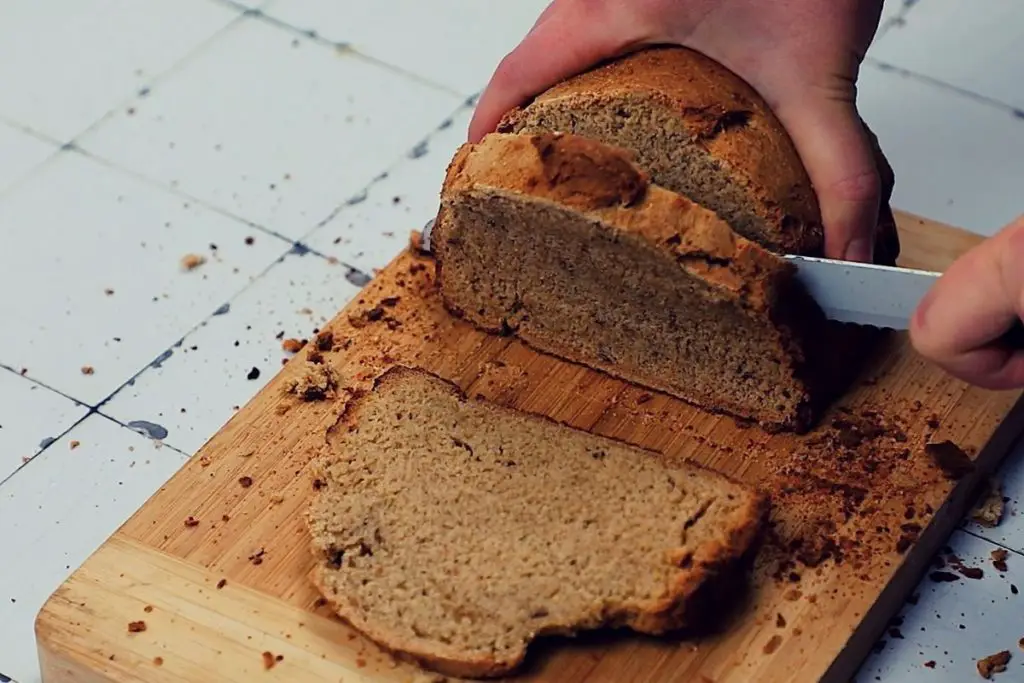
<box><xmin>36</xmin><ymin>212</ymin><xmax>1023</xmax><ymax>683</ymax></box>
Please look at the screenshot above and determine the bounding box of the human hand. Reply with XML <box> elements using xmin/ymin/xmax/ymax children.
<box><xmin>910</xmin><ymin>216</ymin><xmax>1024</xmax><ymax>390</ymax></box>
<box><xmin>470</xmin><ymin>0</ymin><xmax>887</xmax><ymax>261</ymax></box>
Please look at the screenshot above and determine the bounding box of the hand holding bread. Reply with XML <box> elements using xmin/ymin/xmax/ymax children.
<box><xmin>471</xmin><ymin>0</ymin><xmax>889</xmax><ymax>262</ymax></box>
<box><xmin>472</xmin><ymin>0</ymin><xmax>1024</xmax><ymax>390</ymax></box>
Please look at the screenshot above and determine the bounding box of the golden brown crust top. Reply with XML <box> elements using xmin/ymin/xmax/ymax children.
<box><xmin>498</xmin><ymin>46</ymin><xmax>822</xmax><ymax>253</ymax></box>
<box><xmin>442</xmin><ymin>132</ymin><xmax>795</xmax><ymax>310</ymax></box>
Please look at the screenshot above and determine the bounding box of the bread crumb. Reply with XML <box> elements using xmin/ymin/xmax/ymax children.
<box><xmin>270</xmin><ymin>493</ymin><xmax>285</xmax><ymax>505</ymax></box>
<box><xmin>153</xmin><ymin>656</ymin><xmax>163</xmax><ymax>666</ymax></box>
<box><xmin>81</xmin><ymin>365</ymin><xmax>94</xmax><ymax>375</ymax></box>
<box><xmin>216</xmin><ymin>578</ymin><xmax>227</xmax><ymax>589</ymax></box>
<box><xmin>925</xmin><ymin>440</ymin><xmax>974</xmax><ymax>479</ymax></box>
<box><xmin>261</xmin><ymin>651</ymin><xmax>276</xmax><ymax>670</ymax></box>
<box><xmin>181</xmin><ymin>253</ymin><xmax>206</xmax><ymax>271</ymax></box>
<box><xmin>238</xmin><ymin>475</ymin><xmax>253</xmax><ymax>488</ymax></box>
<box><xmin>763</xmin><ymin>634</ymin><xmax>783</xmax><ymax>655</ymax></box>
<box><xmin>249</xmin><ymin>548</ymin><xmax>266</xmax><ymax>565</ymax></box>
<box><xmin>991</xmin><ymin>548</ymin><xmax>1007</xmax><ymax>573</ymax></box>
<box><xmin>104</xmin><ymin>288</ymin><xmax>115</xmax><ymax>296</ymax></box>
<box><xmin>971</xmin><ymin>478</ymin><xmax>1005</xmax><ymax>528</ymax></box>
<box><xmin>184</xmin><ymin>516</ymin><xmax>200</xmax><ymax>527</ymax></box>
<box><xmin>143</xmin><ymin>605</ymin><xmax>153</xmax><ymax>613</ymax></box>
<box><xmin>924</xmin><ymin>660</ymin><xmax>935</xmax><ymax>668</ymax></box>
<box><xmin>69</xmin><ymin>440</ymin><xmax>80</xmax><ymax>450</ymax></box>
<box><xmin>127</xmin><ymin>620</ymin><xmax>147</xmax><ymax>633</ymax></box>
<box><xmin>977</xmin><ymin>650</ymin><xmax>1010</xmax><ymax>678</ymax></box>
<box><xmin>286</xmin><ymin>360</ymin><xmax>339</xmax><ymax>401</ymax></box>
<box><xmin>282</xmin><ymin>338</ymin><xmax>306</xmax><ymax>353</ymax></box>
<box><xmin>356</xmin><ymin>657</ymin><xmax>367</xmax><ymax>668</ymax></box>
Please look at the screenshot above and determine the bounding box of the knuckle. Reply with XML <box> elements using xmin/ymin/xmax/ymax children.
<box><xmin>826</xmin><ymin>168</ymin><xmax>881</xmax><ymax>204</ymax></box>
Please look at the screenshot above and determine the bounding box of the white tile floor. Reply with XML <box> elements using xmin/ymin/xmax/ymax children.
<box><xmin>0</xmin><ymin>1</ymin><xmax>1022</xmax><ymax>682</ymax></box>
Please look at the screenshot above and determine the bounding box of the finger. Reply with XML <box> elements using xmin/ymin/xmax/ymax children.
<box><xmin>772</xmin><ymin>91</ymin><xmax>881</xmax><ymax>262</ymax></box>
<box><xmin>910</xmin><ymin>216</ymin><xmax>1024</xmax><ymax>389</ymax></box>
<box><xmin>468</xmin><ymin>3</ymin><xmax>642</xmax><ymax>142</ymax></box>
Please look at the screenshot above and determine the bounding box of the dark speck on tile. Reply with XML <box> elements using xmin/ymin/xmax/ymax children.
<box><xmin>346</xmin><ymin>269</ymin><xmax>372</xmax><ymax>287</ymax></box>
<box><xmin>39</xmin><ymin>436</ymin><xmax>57</xmax><ymax>449</ymax></box>
<box><xmin>345</xmin><ymin>190</ymin><xmax>368</xmax><ymax>206</ymax></box>
<box><xmin>247</xmin><ymin>367</ymin><xmax>261</xmax><ymax>381</ymax></box>
<box><xmin>289</xmin><ymin>242</ymin><xmax>311</xmax><ymax>256</ymax></box>
<box><xmin>138</xmin><ymin>86</ymin><xmax>151</xmax><ymax>97</ymax></box>
<box><xmin>408</xmin><ymin>140</ymin><xmax>429</xmax><ymax>159</ymax></box>
<box><xmin>304</xmin><ymin>29</ymin><xmax>318</xmax><ymax>39</ymax></box>
<box><xmin>373</xmin><ymin>170</ymin><xmax>389</xmax><ymax>182</ymax></box>
<box><xmin>150</xmin><ymin>348</ymin><xmax>174</xmax><ymax>369</ymax></box>
<box><xmin>213</xmin><ymin>302</ymin><xmax>231</xmax><ymax>316</ymax></box>
<box><xmin>438</xmin><ymin>118</ymin><xmax>453</xmax><ymax>130</ymax></box>
<box><xmin>127</xmin><ymin>420</ymin><xmax>169</xmax><ymax>441</ymax></box>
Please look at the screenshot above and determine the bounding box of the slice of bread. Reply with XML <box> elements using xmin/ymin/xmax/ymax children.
<box><xmin>499</xmin><ymin>46</ymin><xmax>900</xmax><ymax>264</ymax></box>
<box><xmin>434</xmin><ymin>131</ymin><xmax>830</xmax><ymax>431</ymax></box>
<box><xmin>309</xmin><ymin>367</ymin><xmax>768</xmax><ymax>678</ymax></box>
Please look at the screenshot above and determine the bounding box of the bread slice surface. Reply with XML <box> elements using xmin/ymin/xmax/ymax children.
<box><xmin>434</xmin><ymin>131</ymin><xmax>828</xmax><ymax>430</ymax></box>
<box><xmin>309</xmin><ymin>366</ymin><xmax>767</xmax><ymax>678</ymax></box>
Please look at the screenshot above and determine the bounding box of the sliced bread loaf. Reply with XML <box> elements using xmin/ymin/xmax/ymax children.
<box><xmin>434</xmin><ymin>131</ymin><xmax>829</xmax><ymax>431</ymax></box>
<box><xmin>498</xmin><ymin>45</ymin><xmax>900</xmax><ymax>264</ymax></box>
<box><xmin>309</xmin><ymin>367</ymin><xmax>767</xmax><ymax>678</ymax></box>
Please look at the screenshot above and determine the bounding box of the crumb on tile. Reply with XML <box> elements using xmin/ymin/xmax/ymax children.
<box><xmin>180</xmin><ymin>253</ymin><xmax>206</xmax><ymax>271</ymax></box>
<box><xmin>977</xmin><ymin>650</ymin><xmax>1011</xmax><ymax>679</ymax></box>
<box><xmin>69</xmin><ymin>440</ymin><xmax>80</xmax><ymax>450</ymax></box>
<box><xmin>81</xmin><ymin>365</ymin><xmax>95</xmax><ymax>375</ymax></box>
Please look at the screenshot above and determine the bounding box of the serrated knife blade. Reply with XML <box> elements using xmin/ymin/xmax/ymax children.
<box><xmin>783</xmin><ymin>255</ymin><xmax>938</xmax><ymax>330</ymax></box>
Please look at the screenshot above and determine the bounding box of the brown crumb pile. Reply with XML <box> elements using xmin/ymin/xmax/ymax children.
<box><xmin>127</xmin><ymin>620</ymin><xmax>147</xmax><ymax>633</ymax></box>
<box><xmin>756</xmin><ymin>406</ymin><xmax>962</xmax><ymax>583</ymax></box>
<box><xmin>81</xmin><ymin>365</ymin><xmax>95</xmax><ymax>375</ymax></box>
<box><xmin>977</xmin><ymin>650</ymin><xmax>1011</xmax><ymax>679</ymax></box>
<box><xmin>180</xmin><ymin>253</ymin><xmax>206</xmax><ymax>271</ymax></box>
<box><xmin>69</xmin><ymin>440</ymin><xmax>80</xmax><ymax>450</ymax></box>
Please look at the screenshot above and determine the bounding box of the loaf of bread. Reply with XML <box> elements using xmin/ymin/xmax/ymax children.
<box><xmin>499</xmin><ymin>46</ymin><xmax>901</xmax><ymax>265</ymax></box>
<box><xmin>434</xmin><ymin>132</ymin><xmax>830</xmax><ymax>430</ymax></box>
<box><xmin>308</xmin><ymin>367</ymin><xmax>767</xmax><ymax>678</ymax></box>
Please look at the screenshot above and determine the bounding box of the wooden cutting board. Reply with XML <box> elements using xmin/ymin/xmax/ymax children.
<box><xmin>36</xmin><ymin>212</ymin><xmax>1024</xmax><ymax>683</ymax></box>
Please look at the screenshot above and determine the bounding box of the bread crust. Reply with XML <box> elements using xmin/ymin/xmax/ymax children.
<box><xmin>309</xmin><ymin>366</ymin><xmax>769</xmax><ymax>678</ymax></box>
<box><xmin>499</xmin><ymin>46</ymin><xmax>822</xmax><ymax>254</ymax></box>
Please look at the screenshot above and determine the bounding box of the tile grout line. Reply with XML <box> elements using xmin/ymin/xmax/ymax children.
<box><xmin>863</xmin><ymin>58</ymin><xmax>1024</xmax><ymax>120</ymax></box>
<box><xmin>249</xmin><ymin>9</ymin><xmax>472</xmax><ymax>100</ymax></box>
<box><xmin>297</xmin><ymin>97</ymin><xmax>478</xmax><ymax>244</ymax></box>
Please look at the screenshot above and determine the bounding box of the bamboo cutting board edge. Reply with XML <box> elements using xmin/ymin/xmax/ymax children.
<box><xmin>34</xmin><ymin>212</ymin><xmax>1024</xmax><ymax>683</ymax></box>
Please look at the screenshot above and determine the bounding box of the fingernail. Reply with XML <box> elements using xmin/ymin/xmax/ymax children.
<box><xmin>844</xmin><ymin>238</ymin><xmax>873</xmax><ymax>262</ymax></box>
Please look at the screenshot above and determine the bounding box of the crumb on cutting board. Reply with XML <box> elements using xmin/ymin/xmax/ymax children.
<box><xmin>127</xmin><ymin>620</ymin><xmax>147</xmax><ymax>633</ymax></box>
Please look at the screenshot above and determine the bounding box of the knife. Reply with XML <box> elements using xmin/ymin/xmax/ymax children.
<box><xmin>419</xmin><ymin>220</ymin><xmax>1024</xmax><ymax>344</ymax></box>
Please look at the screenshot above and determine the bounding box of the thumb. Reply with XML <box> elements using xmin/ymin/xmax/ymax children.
<box><xmin>468</xmin><ymin>3</ymin><xmax>645</xmax><ymax>143</ymax></box>
<box><xmin>910</xmin><ymin>216</ymin><xmax>1024</xmax><ymax>390</ymax></box>
<box><xmin>772</xmin><ymin>91</ymin><xmax>881</xmax><ymax>262</ymax></box>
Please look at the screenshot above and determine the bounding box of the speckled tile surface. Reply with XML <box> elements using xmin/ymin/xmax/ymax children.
<box><xmin>0</xmin><ymin>1</ymin><xmax>1023</xmax><ymax>682</ymax></box>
